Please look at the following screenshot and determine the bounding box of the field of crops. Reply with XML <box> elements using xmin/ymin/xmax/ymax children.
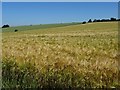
<box><xmin>2</xmin><ymin>22</ymin><xmax>119</xmax><ymax>88</ymax></box>
<box><xmin>2</xmin><ymin>22</ymin><xmax>81</xmax><ymax>32</ymax></box>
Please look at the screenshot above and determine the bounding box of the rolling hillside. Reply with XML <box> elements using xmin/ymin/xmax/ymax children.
<box><xmin>2</xmin><ymin>22</ymin><xmax>119</xmax><ymax>88</ymax></box>
<box><xmin>2</xmin><ymin>22</ymin><xmax>81</xmax><ymax>32</ymax></box>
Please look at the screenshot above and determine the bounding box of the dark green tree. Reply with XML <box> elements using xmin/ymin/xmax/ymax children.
<box><xmin>88</xmin><ymin>19</ymin><xmax>92</xmax><ymax>23</ymax></box>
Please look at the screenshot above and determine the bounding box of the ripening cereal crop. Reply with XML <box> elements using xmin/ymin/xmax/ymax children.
<box><xmin>2</xmin><ymin>22</ymin><xmax>119</xmax><ymax>88</ymax></box>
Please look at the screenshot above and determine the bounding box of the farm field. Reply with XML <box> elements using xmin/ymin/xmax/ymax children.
<box><xmin>2</xmin><ymin>22</ymin><xmax>81</xmax><ymax>32</ymax></box>
<box><xmin>2</xmin><ymin>22</ymin><xmax>119</xmax><ymax>88</ymax></box>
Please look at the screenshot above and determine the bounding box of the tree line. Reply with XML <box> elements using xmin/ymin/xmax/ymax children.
<box><xmin>82</xmin><ymin>17</ymin><xmax>120</xmax><ymax>24</ymax></box>
<box><xmin>2</xmin><ymin>24</ymin><xmax>10</xmax><ymax>28</ymax></box>
<box><xmin>2</xmin><ymin>17</ymin><xmax>120</xmax><ymax>28</ymax></box>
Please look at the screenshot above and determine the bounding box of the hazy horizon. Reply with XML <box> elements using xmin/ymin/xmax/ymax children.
<box><xmin>2</xmin><ymin>2</ymin><xmax>118</xmax><ymax>26</ymax></box>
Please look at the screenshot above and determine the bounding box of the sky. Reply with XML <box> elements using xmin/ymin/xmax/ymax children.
<box><xmin>0</xmin><ymin>2</ymin><xmax>2</xmax><ymax>27</ymax></box>
<box><xmin>2</xmin><ymin>0</ymin><xmax>120</xmax><ymax>2</ymax></box>
<box><xmin>2</xmin><ymin>2</ymin><xmax>118</xmax><ymax>26</ymax></box>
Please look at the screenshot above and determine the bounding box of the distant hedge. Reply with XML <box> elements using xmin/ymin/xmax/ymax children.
<box><xmin>91</xmin><ymin>18</ymin><xmax>120</xmax><ymax>23</ymax></box>
<box><xmin>2</xmin><ymin>24</ymin><xmax>10</xmax><ymax>28</ymax></box>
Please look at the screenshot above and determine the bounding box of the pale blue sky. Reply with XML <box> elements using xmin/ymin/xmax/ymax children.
<box><xmin>2</xmin><ymin>0</ymin><xmax>120</xmax><ymax>2</ymax></box>
<box><xmin>2</xmin><ymin>2</ymin><xmax>118</xmax><ymax>26</ymax></box>
<box><xmin>0</xmin><ymin>2</ymin><xmax>2</xmax><ymax>27</ymax></box>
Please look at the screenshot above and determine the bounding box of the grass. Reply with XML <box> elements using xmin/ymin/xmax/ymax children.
<box><xmin>2</xmin><ymin>22</ymin><xmax>81</xmax><ymax>32</ymax></box>
<box><xmin>2</xmin><ymin>22</ymin><xmax>119</xmax><ymax>88</ymax></box>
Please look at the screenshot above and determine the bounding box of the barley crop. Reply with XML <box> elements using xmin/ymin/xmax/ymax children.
<box><xmin>2</xmin><ymin>22</ymin><xmax>119</xmax><ymax>88</ymax></box>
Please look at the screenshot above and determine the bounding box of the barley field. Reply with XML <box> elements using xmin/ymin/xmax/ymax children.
<box><xmin>2</xmin><ymin>22</ymin><xmax>119</xmax><ymax>88</ymax></box>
